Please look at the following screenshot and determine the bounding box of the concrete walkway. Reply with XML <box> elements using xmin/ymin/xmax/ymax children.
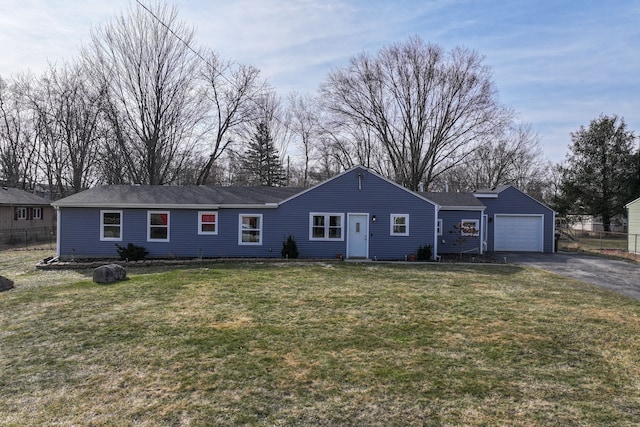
<box><xmin>503</xmin><ymin>252</ymin><xmax>640</xmax><ymax>301</ymax></box>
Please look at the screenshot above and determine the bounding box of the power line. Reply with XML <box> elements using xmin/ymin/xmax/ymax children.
<box><xmin>134</xmin><ymin>0</ymin><xmax>299</xmax><ymax>146</ymax></box>
<box><xmin>134</xmin><ymin>0</ymin><xmax>219</xmax><ymax>78</ymax></box>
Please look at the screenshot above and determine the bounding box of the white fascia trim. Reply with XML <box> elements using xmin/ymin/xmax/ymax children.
<box><xmin>50</xmin><ymin>203</ymin><xmax>280</xmax><ymax>209</ymax></box>
<box><xmin>221</xmin><ymin>204</ymin><xmax>279</xmax><ymax>209</ymax></box>
<box><xmin>438</xmin><ymin>206</ymin><xmax>486</xmax><ymax>211</ymax></box>
<box><xmin>625</xmin><ymin>197</ymin><xmax>640</xmax><ymax>208</ymax></box>
<box><xmin>473</xmin><ymin>193</ymin><xmax>499</xmax><ymax>198</ymax></box>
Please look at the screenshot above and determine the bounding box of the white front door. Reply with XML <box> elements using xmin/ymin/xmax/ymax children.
<box><xmin>347</xmin><ymin>213</ymin><xmax>369</xmax><ymax>259</ymax></box>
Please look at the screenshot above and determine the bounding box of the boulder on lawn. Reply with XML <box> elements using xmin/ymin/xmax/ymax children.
<box><xmin>0</xmin><ymin>275</ymin><xmax>14</xmax><ymax>292</ymax></box>
<box><xmin>93</xmin><ymin>264</ymin><xmax>127</xmax><ymax>284</ymax></box>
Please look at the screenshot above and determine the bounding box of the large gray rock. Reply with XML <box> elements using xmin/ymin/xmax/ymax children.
<box><xmin>93</xmin><ymin>264</ymin><xmax>127</xmax><ymax>284</ymax></box>
<box><xmin>0</xmin><ymin>275</ymin><xmax>14</xmax><ymax>292</ymax></box>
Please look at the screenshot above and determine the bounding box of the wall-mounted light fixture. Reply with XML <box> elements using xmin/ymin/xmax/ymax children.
<box><xmin>372</xmin><ymin>215</ymin><xmax>376</xmax><ymax>222</ymax></box>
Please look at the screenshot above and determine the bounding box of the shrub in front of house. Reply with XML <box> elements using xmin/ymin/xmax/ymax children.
<box><xmin>281</xmin><ymin>235</ymin><xmax>299</xmax><ymax>259</ymax></box>
<box><xmin>417</xmin><ymin>244</ymin><xmax>433</xmax><ymax>261</ymax></box>
<box><xmin>115</xmin><ymin>243</ymin><xmax>149</xmax><ymax>261</ymax></box>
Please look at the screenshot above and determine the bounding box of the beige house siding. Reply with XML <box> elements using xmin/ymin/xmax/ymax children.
<box><xmin>0</xmin><ymin>206</ymin><xmax>56</xmax><ymax>230</ymax></box>
<box><xmin>627</xmin><ymin>198</ymin><xmax>640</xmax><ymax>253</ymax></box>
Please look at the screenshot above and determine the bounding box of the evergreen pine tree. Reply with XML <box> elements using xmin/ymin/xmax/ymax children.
<box><xmin>241</xmin><ymin>121</ymin><xmax>286</xmax><ymax>186</ymax></box>
<box><xmin>556</xmin><ymin>115</ymin><xmax>636</xmax><ymax>231</ymax></box>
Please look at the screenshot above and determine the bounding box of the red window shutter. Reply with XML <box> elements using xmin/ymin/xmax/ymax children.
<box><xmin>14</xmin><ymin>207</ymin><xmax>17</xmax><ymax>220</ymax></box>
<box><xmin>28</xmin><ymin>208</ymin><xmax>33</xmax><ymax>220</ymax></box>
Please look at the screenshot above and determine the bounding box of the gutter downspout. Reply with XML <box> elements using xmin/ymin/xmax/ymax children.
<box><xmin>433</xmin><ymin>204</ymin><xmax>439</xmax><ymax>261</ymax></box>
<box><xmin>55</xmin><ymin>207</ymin><xmax>61</xmax><ymax>257</ymax></box>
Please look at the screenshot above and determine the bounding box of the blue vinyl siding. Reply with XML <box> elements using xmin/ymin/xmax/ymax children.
<box><xmin>57</xmin><ymin>168</ymin><xmax>438</xmax><ymax>260</ymax></box>
<box><xmin>479</xmin><ymin>187</ymin><xmax>555</xmax><ymax>253</ymax></box>
<box><xmin>437</xmin><ymin>211</ymin><xmax>483</xmax><ymax>254</ymax></box>
<box><xmin>278</xmin><ymin>168</ymin><xmax>437</xmax><ymax>260</ymax></box>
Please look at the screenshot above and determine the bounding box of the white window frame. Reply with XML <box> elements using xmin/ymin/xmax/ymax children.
<box><xmin>16</xmin><ymin>207</ymin><xmax>27</xmax><ymax>220</ymax></box>
<box><xmin>147</xmin><ymin>211</ymin><xmax>170</xmax><ymax>242</ymax></box>
<box><xmin>100</xmin><ymin>210</ymin><xmax>123</xmax><ymax>241</ymax></box>
<box><xmin>461</xmin><ymin>219</ymin><xmax>480</xmax><ymax>237</ymax></box>
<box><xmin>309</xmin><ymin>213</ymin><xmax>345</xmax><ymax>241</ymax></box>
<box><xmin>198</xmin><ymin>211</ymin><xmax>218</xmax><ymax>235</ymax></box>
<box><xmin>32</xmin><ymin>207</ymin><xmax>42</xmax><ymax>220</ymax></box>
<box><xmin>239</xmin><ymin>214</ymin><xmax>263</xmax><ymax>245</ymax></box>
<box><xmin>390</xmin><ymin>214</ymin><xmax>409</xmax><ymax>236</ymax></box>
<box><xmin>437</xmin><ymin>219</ymin><xmax>443</xmax><ymax>236</ymax></box>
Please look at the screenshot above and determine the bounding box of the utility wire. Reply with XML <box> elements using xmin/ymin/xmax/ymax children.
<box><xmin>134</xmin><ymin>0</ymin><xmax>299</xmax><ymax>147</ymax></box>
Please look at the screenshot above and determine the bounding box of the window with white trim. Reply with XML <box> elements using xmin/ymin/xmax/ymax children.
<box><xmin>239</xmin><ymin>214</ymin><xmax>262</xmax><ymax>245</ymax></box>
<box><xmin>101</xmin><ymin>210</ymin><xmax>122</xmax><ymax>241</ymax></box>
<box><xmin>32</xmin><ymin>207</ymin><xmax>42</xmax><ymax>220</ymax></box>
<box><xmin>310</xmin><ymin>213</ymin><xmax>344</xmax><ymax>240</ymax></box>
<box><xmin>437</xmin><ymin>219</ymin><xmax>443</xmax><ymax>236</ymax></box>
<box><xmin>390</xmin><ymin>214</ymin><xmax>409</xmax><ymax>236</ymax></box>
<box><xmin>15</xmin><ymin>207</ymin><xmax>27</xmax><ymax>220</ymax></box>
<box><xmin>148</xmin><ymin>211</ymin><xmax>170</xmax><ymax>241</ymax></box>
<box><xmin>461</xmin><ymin>219</ymin><xmax>480</xmax><ymax>236</ymax></box>
<box><xmin>198</xmin><ymin>211</ymin><xmax>218</xmax><ymax>235</ymax></box>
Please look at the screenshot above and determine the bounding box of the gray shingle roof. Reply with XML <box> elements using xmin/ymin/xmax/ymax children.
<box><xmin>421</xmin><ymin>192</ymin><xmax>485</xmax><ymax>209</ymax></box>
<box><xmin>0</xmin><ymin>187</ymin><xmax>51</xmax><ymax>206</ymax></box>
<box><xmin>51</xmin><ymin>185</ymin><xmax>305</xmax><ymax>208</ymax></box>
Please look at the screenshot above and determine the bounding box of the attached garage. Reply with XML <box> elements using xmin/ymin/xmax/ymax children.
<box><xmin>475</xmin><ymin>185</ymin><xmax>556</xmax><ymax>253</ymax></box>
<box><xmin>494</xmin><ymin>214</ymin><xmax>544</xmax><ymax>252</ymax></box>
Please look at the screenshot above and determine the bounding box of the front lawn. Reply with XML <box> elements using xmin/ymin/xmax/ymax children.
<box><xmin>1</xmin><ymin>254</ymin><xmax>640</xmax><ymax>425</ymax></box>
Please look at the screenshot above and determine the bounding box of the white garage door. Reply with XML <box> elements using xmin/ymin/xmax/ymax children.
<box><xmin>494</xmin><ymin>215</ymin><xmax>543</xmax><ymax>252</ymax></box>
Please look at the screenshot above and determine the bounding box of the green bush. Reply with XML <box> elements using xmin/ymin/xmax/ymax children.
<box><xmin>115</xmin><ymin>243</ymin><xmax>149</xmax><ymax>261</ymax></box>
<box><xmin>281</xmin><ymin>235</ymin><xmax>299</xmax><ymax>259</ymax></box>
<box><xmin>417</xmin><ymin>244</ymin><xmax>433</xmax><ymax>261</ymax></box>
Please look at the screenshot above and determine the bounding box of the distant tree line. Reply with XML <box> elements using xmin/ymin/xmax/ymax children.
<box><xmin>0</xmin><ymin>2</ymin><xmax>552</xmax><ymax>201</ymax></box>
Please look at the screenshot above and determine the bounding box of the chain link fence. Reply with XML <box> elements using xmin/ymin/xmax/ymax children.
<box><xmin>557</xmin><ymin>227</ymin><xmax>639</xmax><ymax>260</ymax></box>
<box><xmin>0</xmin><ymin>226</ymin><xmax>57</xmax><ymax>249</ymax></box>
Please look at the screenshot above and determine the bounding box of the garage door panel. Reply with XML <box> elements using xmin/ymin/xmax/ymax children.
<box><xmin>495</xmin><ymin>215</ymin><xmax>543</xmax><ymax>252</ymax></box>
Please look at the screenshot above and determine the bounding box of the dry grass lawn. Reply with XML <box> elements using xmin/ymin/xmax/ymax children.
<box><xmin>1</xmin><ymin>246</ymin><xmax>640</xmax><ymax>425</ymax></box>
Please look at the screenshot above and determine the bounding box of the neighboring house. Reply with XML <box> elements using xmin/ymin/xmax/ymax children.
<box><xmin>422</xmin><ymin>192</ymin><xmax>486</xmax><ymax>255</ymax></box>
<box><xmin>474</xmin><ymin>185</ymin><xmax>556</xmax><ymax>253</ymax></box>
<box><xmin>626</xmin><ymin>197</ymin><xmax>640</xmax><ymax>253</ymax></box>
<box><xmin>0</xmin><ymin>187</ymin><xmax>56</xmax><ymax>233</ymax></box>
<box><xmin>51</xmin><ymin>166</ymin><xmax>555</xmax><ymax>260</ymax></box>
<box><xmin>565</xmin><ymin>214</ymin><xmax>627</xmax><ymax>233</ymax></box>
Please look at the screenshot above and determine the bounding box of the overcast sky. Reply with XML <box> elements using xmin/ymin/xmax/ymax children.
<box><xmin>1</xmin><ymin>0</ymin><xmax>638</xmax><ymax>163</ymax></box>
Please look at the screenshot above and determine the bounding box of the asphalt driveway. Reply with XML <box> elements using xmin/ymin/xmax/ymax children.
<box><xmin>503</xmin><ymin>252</ymin><xmax>640</xmax><ymax>301</ymax></box>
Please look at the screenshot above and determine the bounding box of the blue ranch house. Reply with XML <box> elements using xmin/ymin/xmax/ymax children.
<box><xmin>51</xmin><ymin>166</ymin><xmax>555</xmax><ymax>260</ymax></box>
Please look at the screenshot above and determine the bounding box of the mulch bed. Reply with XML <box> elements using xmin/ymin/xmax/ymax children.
<box><xmin>438</xmin><ymin>253</ymin><xmax>503</xmax><ymax>263</ymax></box>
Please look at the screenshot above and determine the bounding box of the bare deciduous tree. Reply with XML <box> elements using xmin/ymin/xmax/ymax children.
<box><xmin>0</xmin><ymin>76</ymin><xmax>39</xmax><ymax>189</ymax></box>
<box><xmin>196</xmin><ymin>52</ymin><xmax>264</xmax><ymax>184</ymax></box>
<box><xmin>28</xmin><ymin>63</ymin><xmax>106</xmax><ymax>196</ymax></box>
<box><xmin>286</xmin><ymin>92</ymin><xmax>321</xmax><ymax>186</ymax></box>
<box><xmin>83</xmin><ymin>2</ymin><xmax>205</xmax><ymax>185</ymax></box>
<box><xmin>434</xmin><ymin>122</ymin><xmax>547</xmax><ymax>193</ymax></box>
<box><xmin>320</xmin><ymin>36</ymin><xmax>509</xmax><ymax>190</ymax></box>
